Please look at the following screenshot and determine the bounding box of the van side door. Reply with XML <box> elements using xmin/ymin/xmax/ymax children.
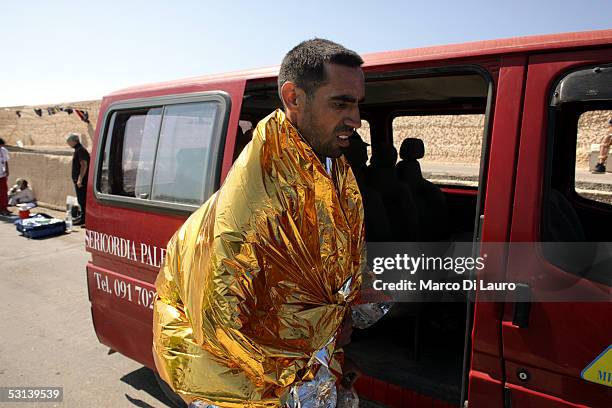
<box><xmin>503</xmin><ymin>48</ymin><xmax>612</xmax><ymax>407</ymax></box>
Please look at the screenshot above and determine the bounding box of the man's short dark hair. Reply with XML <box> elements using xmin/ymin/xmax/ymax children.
<box><xmin>0</xmin><ymin>138</ymin><xmax>5</xmax><ymax>145</ymax></box>
<box><xmin>278</xmin><ymin>38</ymin><xmax>363</xmax><ymax>101</ymax></box>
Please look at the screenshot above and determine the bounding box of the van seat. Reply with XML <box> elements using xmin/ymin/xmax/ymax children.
<box><xmin>396</xmin><ymin>138</ymin><xmax>450</xmax><ymax>241</ymax></box>
<box><xmin>368</xmin><ymin>144</ymin><xmax>419</xmax><ymax>242</ymax></box>
<box><xmin>344</xmin><ymin>132</ymin><xmax>392</xmax><ymax>242</ymax></box>
<box><xmin>543</xmin><ymin>189</ymin><xmax>595</xmax><ymax>276</ymax></box>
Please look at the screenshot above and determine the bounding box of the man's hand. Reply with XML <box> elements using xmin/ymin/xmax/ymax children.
<box><xmin>78</xmin><ymin>159</ymin><xmax>88</xmax><ymax>188</ymax></box>
<box><xmin>341</xmin><ymin>356</ymin><xmax>362</xmax><ymax>389</ymax></box>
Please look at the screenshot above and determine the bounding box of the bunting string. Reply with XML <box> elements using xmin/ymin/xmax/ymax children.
<box><xmin>7</xmin><ymin>105</ymin><xmax>90</xmax><ymax>123</ymax></box>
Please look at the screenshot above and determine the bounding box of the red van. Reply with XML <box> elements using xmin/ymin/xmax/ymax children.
<box><xmin>85</xmin><ymin>30</ymin><xmax>612</xmax><ymax>407</ymax></box>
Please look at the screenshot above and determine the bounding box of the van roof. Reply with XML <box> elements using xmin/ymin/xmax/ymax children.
<box><xmin>108</xmin><ymin>29</ymin><xmax>612</xmax><ymax>98</ymax></box>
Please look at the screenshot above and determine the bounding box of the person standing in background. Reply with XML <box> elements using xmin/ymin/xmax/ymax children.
<box><xmin>0</xmin><ymin>138</ymin><xmax>10</xmax><ymax>216</ymax></box>
<box><xmin>593</xmin><ymin>118</ymin><xmax>612</xmax><ymax>174</ymax></box>
<box><xmin>66</xmin><ymin>133</ymin><xmax>90</xmax><ymax>225</ymax></box>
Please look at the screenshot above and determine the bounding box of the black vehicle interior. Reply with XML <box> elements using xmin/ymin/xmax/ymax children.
<box><xmin>548</xmin><ymin>102</ymin><xmax>612</xmax><ymax>240</ymax></box>
<box><xmin>236</xmin><ymin>69</ymin><xmax>491</xmax><ymax>405</ymax></box>
<box><xmin>544</xmin><ymin>100</ymin><xmax>612</xmax><ymax>285</ymax></box>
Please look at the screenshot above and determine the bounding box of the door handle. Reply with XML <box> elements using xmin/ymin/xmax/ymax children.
<box><xmin>512</xmin><ymin>283</ymin><xmax>531</xmax><ymax>328</ymax></box>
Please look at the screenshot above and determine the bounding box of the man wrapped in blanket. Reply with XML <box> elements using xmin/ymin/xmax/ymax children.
<box><xmin>153</xmin><ymin>39</ymin><xmax>389</xmax><ymax>408</ymax></box>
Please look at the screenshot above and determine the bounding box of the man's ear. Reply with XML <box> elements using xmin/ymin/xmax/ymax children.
<box><xmin>280</xmin><ymin>81</ymin><xmax>301</xmax><ymax>113</ymax></box>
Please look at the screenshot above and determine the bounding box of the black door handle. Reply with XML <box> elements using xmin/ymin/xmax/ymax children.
<box><xmin>512</xmin><ymin>283</ymin><xmax>531</xmax><ymax>328</ymax></box>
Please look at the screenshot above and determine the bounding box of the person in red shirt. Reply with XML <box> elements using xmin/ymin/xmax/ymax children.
<box><xmin>0</xmin><ymin>138</ymin><xmax>10</xmax><ymax>216</ymax></box>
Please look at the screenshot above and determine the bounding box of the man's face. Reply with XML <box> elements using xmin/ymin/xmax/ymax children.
<box><xmin>67</xmin><ymin>139</ymin><xmax>76</xmax><ymax>148</ymax></box>
<box><xmin>297</xmin><ymin>63</ymin><xmax>365</xmax><ymax>158</ymax></box>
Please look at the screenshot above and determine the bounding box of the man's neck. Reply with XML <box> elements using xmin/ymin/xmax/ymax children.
<box><xmin>282</xmin><ymin>109</ymin><xmax>327</xmax><ymax>167</ymax></box>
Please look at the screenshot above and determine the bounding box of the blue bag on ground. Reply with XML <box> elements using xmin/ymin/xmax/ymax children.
<box><xmin>14</xmin><ymin>213</ymin><xmax>66</xmax><ymax>238</ymax></box>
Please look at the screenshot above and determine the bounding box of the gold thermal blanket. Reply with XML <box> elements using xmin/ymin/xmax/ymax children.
<box><xmin>153</xmin><ymin>109</ymin><xmax>365</xmax><ymax>407</ymax></box>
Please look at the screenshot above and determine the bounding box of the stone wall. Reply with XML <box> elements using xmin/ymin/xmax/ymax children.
<box><xmin>392</xmin><ymin>114</ymin><xmax>485</xmax><ymax>163</ymax></box>
<box><xmin>6</xmin><ymin>151</ymin><xmax>74</xmax><ymax>210</ymax></box>
<box><xmin>0</xmin><ymin>100</ymin><xmax>609</xmax><ymax>208</ymax></box>
<box><xmin>1</xmin><ymin>101</ymin><xmax>607</xmax><ymax>165</ymax></box>
<box><xmin>577</xmin><ymin>110</ymin><xmax>612</xmax><ymax>167</ymax></box>
<box><xmin>391</xmin><ymin>110</ymin><xmax>610</xmax><ymax>168</ymax></box>
<box><xmin>0</xmin><ymin>101</ymin><xmax>100</xmax><ymax>208</ymax></box>
<box><xmin>0</xmin><ymin>100</ymin><xmax>100</xmax><ymax>151</ymax></box>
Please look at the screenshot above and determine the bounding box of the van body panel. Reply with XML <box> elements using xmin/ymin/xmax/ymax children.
<box><xmin>503</xmin><ymin>48</ymin><xmax>612</xmax><ymax>407</ymax></box>
<box><xmin>107</xmin><ymin>29</ymin><xmax>611</xmax><ymax>100</ymax></box>
<box><xmin>360</xmin><ymin>29</ymin><xmax>611</xmax><ymax>68</ymax></box>
<box><xmin>466</xmin><ymin>371</ymin><xmax>505</xmax><ymax>408</ymax></box>
<box><xmin>505</xmin><ymin>383</ymin><xmax>593</xmax><ymax>408</ymax></box>
<box><xmin>505</xmin><ymin>360</ymin><xmax>610</xmax><ymax>406</ymax></box>
<box><xmin>86</xmin><ymin>80</ymin><xmax>246</xmax><ymax>370</ymax></box>
<box><xmin>87</xmin><ymin>263</ymin><xmax>156</xmax><ymax>367</ymax></box>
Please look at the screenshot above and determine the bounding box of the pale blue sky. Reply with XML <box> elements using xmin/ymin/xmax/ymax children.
<box><xmin>1</xmin><ymin>0</ymin><xmax>610</xmax><ymax>106</ymax></box>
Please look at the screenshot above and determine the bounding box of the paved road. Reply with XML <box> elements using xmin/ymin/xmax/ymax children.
<box><xmin>0</xmin><ymin>211</ymin><xmax>174</xmax><ymax>408</ymax></box>
<box><xmin>420</xmin><ymin>161</ymin><xmax>612</xmax><ymax>185</ymax></box>
<box><xmin>0</xmin><ymin>212</ymin><xmax>386</xmax><ymax>408</ymax></box>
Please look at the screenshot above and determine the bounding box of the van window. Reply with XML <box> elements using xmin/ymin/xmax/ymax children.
<box><xmin>97</xmin><ymin>96</ymin><xmax>227</xmax><ymax>209</ymax></box>
<box><xmin>356</xmin><ymin>120</ymin><xmax>371</xmax><ymax>158</ymax></box>
<box><xmin>151</xmin><ymin>102</ymin><xmax>219</xmax><ymax>205</ymax></box>
<box><xmin>392</xmin><ymin>114</ymin><xmax>484</xmax><ymax>187</ymax></box>
<box><xmin>575</xmin><ymin>109</ymin><xmax>612</xmax><ymax>205</ymax></box>
<box><xmin>99</xmin><ymin>107</ymin><xmax>162</xmax><ymax>197</ymax></box>
<box><xmin>239</xmin><ymin>120</ymin><xmax>253</xmax><ymax>133</ymax></box>
<box><xmin>543</xmin><ymin>64</ymin><xmax>612</xmax><ymax>285</ymax></box>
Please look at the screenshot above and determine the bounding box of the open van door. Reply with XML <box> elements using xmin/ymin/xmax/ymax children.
<box><xmin>502</xmin><ymin>48</ymin><xmax>612</xmax><ymax>407</ymax></box>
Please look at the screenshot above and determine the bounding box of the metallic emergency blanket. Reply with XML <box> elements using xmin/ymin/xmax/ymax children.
<box><xmin>153</xmin><ymin>109</ymin><xmax>366</xmax><ymax>407</ymax></box>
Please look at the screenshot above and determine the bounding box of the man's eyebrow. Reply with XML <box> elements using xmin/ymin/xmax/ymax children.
<box><xmin>329</xmin><ymin>95</ymin><xmax>365</xmax><ymax>103</ymax></box>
